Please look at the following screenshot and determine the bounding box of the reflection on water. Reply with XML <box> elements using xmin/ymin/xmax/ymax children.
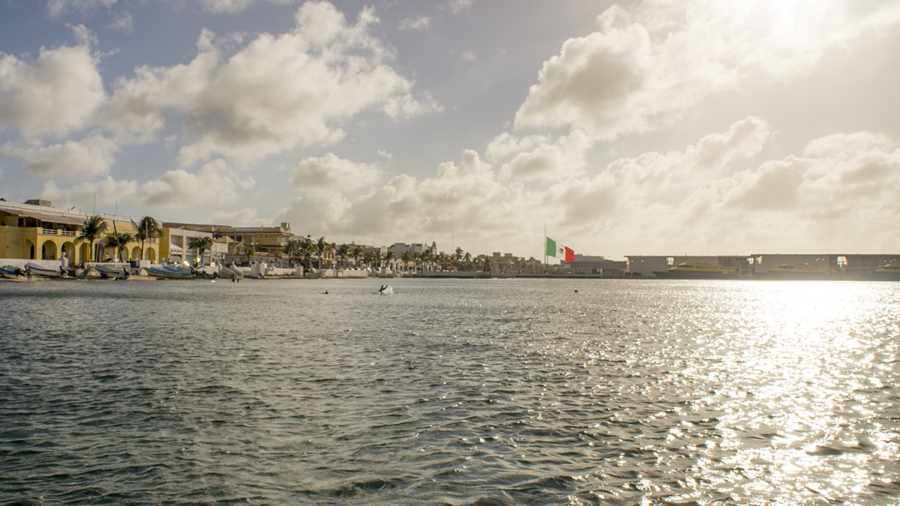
<box><xmin>0</xmin><ymin>279</ymin><xmax>898</xmax><ymax>505</ymax></box>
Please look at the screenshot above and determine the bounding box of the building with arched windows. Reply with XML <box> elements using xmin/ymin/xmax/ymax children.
<box><xmin>0</xmin><ymin>199</ymin><xmax>161</xmax><ymax>265</ymax></box>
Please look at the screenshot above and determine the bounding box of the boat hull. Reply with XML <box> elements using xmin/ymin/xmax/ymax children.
<box><xmin>94</xmin><ymin>265</ymin><xmax>129</xmax><ymax>279</ymax></box>
<box><xmin>25</xmin><ymin>262</ymin><xmax>65</xmax><ymax>277</ymax></box>
<box><xmin>653</xmin><ymin>271</ymin><xmax>737</xmax><ymax>279</ymax></box>
<box><xmin>755</xmin><ymin>273</ymin><xmax>838</xmax><ymax>280</ymax></box>
<box><xmin>144</xmin><ymin>267</ymin><xmax>192</xmax><ymax>279</ymax></box>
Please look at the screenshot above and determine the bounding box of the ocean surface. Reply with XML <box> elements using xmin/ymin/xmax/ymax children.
<box><xmin>1</xmin><ymin>278</ymin><xmax>899</xmax><ymax>505</ymax></box>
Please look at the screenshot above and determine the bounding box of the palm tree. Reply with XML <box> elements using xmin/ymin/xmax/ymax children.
<box><xmin>363</xmin><ymin>251</ymin><xmax>376</xmax><ymax>269</ymax></box>
<box><xmin>188</xmin><ymin>236</ymin><xmax>213</xmax><ymax>266</ymax></box>
<box><xmin>463</xmin><ymin>252</ymin><xmax>472</xmax><ymax>270</ymax></box>
<box><xmin>244</xmin><ymin>247</ymin><xmax>255</xmax><ymax>265</ymax></box>
<box><xmin>283</xmin><ymin>239</ymin><xmax>302</xmax><ymax>267</ymax></box>
<box><xmin>103</xmin><ymin>232</ymin><xmax>133</xmax><ymax>262</ymax></box>
<box><xmin>132</xmin><ymin>216</ymin><xmax>161</xmax><ymax>261</ymax></box>
<box><xmin>352</xmin><ymin>246</ymin><xmax>363</xmax><ymax>268</ymax></box>
<box><xmin>401</xmin><ymin>251</ymin><xmax>412</xmax><ymax>271</ymax></box>
<box><xmin>420</xmin><ymin>250</ymin><xmax>433</xmax><ymax>271</ymax></box>
<box><xmin>74</xmin><ymin>215</ymin><xmax>107</xmax><ymax>263</ymax></box>
<box><xmin>315</xmin><ymin>237</ymin><xmax>329</xmax><ymax>270</ymax></box>
<box><xmin>336</xmin><ymin>243</ymin><xmax>351</xmax><ymax>269</ymax></box>
<box><xmin>384</xmin><ymin>251</ymin><xmax>396</xmax><ymax>271</ymax></box>
<box><xmin>372</xmin><ymin>250</ymin><xmax>384</xmax><ymax>270</ymax></box>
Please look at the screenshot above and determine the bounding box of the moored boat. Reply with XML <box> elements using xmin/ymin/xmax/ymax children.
<box><xmin>144</xmin><ymin>266</ymin><xmax>192</xmax><ymax>279</ymax></box>
<box><xmin>653</xmin><ymin>261</ymin><xmax>738</xmax><ymax>279</ymax></box>
<box><xmin>858</xmin><ymin>262</ymin><xmax>900</xmax><ymax>281</ymax></box>
<box><xmin>756</xmin><ymin>263</ymin><xmax>837</xmax><ymax>280</ymax></box>
<box><xmin>0</xmin><ymin>265</ymin><xmax>24</xmax><ymax>279</ymax></box>
<box><xmin>25</xmin><ymin>262</ymin><xmax>66</xmax><ymax>278</ymax></box>
<box><xmin>94</xmin><ymin>264</ymin><xmax>130</xmax><ymax>279</ymax></box>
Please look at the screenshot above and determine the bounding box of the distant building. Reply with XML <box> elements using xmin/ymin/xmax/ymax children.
<box><xmin>626</xmin><ymin>255</ymin><xmax>751</xmax><ymax>277</ymax></box>
<box><xmin>750</xmin><ymin>253</ymin><xmax>900</xmax><ymax>275</ymax></box>
<box><xmin>0</xmin><ymin>198</ymin><xmax>160</xmax><ymax>263</ymax></box>
<box><xmin>562</xmin><ymin>254</ymin><xmax>627</xmax><ymax>275</ymax></box>
<box><xmin>164</xmin><ymin>222</ymin><xmax>293</xmax><ymax>265</ymax></box>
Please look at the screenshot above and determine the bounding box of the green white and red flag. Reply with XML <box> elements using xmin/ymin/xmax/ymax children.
<box><xmin>546</xmin><ymin>237</ymin><xmax>575</xmax><ymax>262</ymax></box>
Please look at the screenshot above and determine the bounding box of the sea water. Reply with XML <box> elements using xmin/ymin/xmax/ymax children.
<box><xmin>1</xmin><ymin>278</ymin><xmax>898</xmax><ymax>505</ymax></box>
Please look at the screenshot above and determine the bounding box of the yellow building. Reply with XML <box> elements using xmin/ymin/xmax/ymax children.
<box><xmin>0</xmin><ymin>199</ymin><xmax>160</xmax><ymax>264</ymax></box>
<box><xmin>163</xmin><ymin>222</ymin><xmax>294</xmax><ymax>262</ymax></box>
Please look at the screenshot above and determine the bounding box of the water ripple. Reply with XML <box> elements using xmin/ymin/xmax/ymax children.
<box><xmin>1</xmin><ymin>279</ymin><xmax>898</xmax><ymax>504</ymax></box>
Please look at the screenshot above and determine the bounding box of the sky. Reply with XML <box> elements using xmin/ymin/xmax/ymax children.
<box><xmin>1</xmin><ymin>0</ymin><xmax>900</xmax><ymax>260</ymax></box>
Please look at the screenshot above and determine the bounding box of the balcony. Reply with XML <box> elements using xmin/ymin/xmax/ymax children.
<box><xmin>39</xmin><ymin>229</ymin><xmax>76</xmax><ymax>237</ymax></box>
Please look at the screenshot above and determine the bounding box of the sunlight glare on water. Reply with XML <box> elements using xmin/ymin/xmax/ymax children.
<box><xmin>0</xmin><ymin>279</ymin><xmax>898</xmax><ymax>505</ymax></box>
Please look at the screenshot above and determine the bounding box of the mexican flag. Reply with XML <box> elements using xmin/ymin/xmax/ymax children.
<box><xmin>546</xmin><ymin>237</ymin><xmax>575</xmax><ymax>262</ymax></box>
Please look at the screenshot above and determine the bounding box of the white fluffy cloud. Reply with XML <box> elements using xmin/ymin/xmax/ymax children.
<box><xmin>277</xmin><ymin>118</ymin><xmax>900</xmax><ymax>257</ymax></box>
<box><xmin>196</xmin><ymin>0</ymin><xmax>296</xmax><ymax>14</ymax></box>
<box><xmin>498</xmin><ymin>130</ymin><xmax>593</xmax><ymax>181</ymax></box>
<box><xmin>290</xmin><ymin>153</ymin><xmax>382</xmax><ymax>191</ymax></box>
<box><xmin>208</xmin><ymin>207</ymin><xmax>271</xmax><ymax>226</ymax></box>
<box><xmin>278</xmin><ymin>150</ymin><xmax>536</xmax><ymax>242</ymax></box>
<box><xmin>0</xmin><ymin>44</ymin><xmax>105</xmax><ymax>137</ymax></box>
<box><xmin>43</xmin><ymin>159</ymin><xmax>254</xmax><ymax>208</ymax></box>
<box><xmin>515</xmin><ymin>0</ymin><xmax>900</xmax><ymax>139</ymax></box>
<box><xmin>48</xmin><ymin>0</ymin><xmax>298</xmax><ymax>16</ymax></box>
<box><xmin>2</xmin><ymin>134</ymin><xmax>118</xmax><ymax>177</ymax></box>
<box><xmin>677</xmin><ymin>130</ymin><xmax>900</xmax><ymax>252</ymax></box>
<box><xmin>106</xmin><ymin>2</ymin><xmax>439</xmax><ymax>166</ymax></box>
<box><xmin>398</xmin><ymin>16</ymin><xmax>430</xmax><ymax>32</ymax></box>
<box><xmin>47</xmin><ymin>0</ymin><xmax>116</xmax><ymax>17</ymax></box>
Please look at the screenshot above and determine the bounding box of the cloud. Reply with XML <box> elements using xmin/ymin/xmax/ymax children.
<box><xmin>277</xmin><ymin>149</ymin><xmax>537</xmax><ymax>242</ymax></box>
<box><xmin>137</xmin><ymin>159</ymin><xmax>255</xmax><ymax>206</ymax></box>
<box><xmin>105</xmin><ymin>1</ymin><xmax>440</xmax><ymax>166</ymax></box>
<box><xmin>676</xmin><ymin>130</ymin><xmax>900</xmax><ymax>253</ymax></box>
<box><xmin>0</xmin><ymin>43</ymin><xmax>105</xmax><ymax>138</ymax></box>
<box><xmin>47</xmin><ymin>0</ymin><xmax>116</xmax><ymax>17</ymax></box>
<box><xmin>272</xmin><ymin>117</ymin><xmax>900</xmax><ymax>258</ymax></box>
<box><xmin>515</xmin><ymin>0</ymin><xmax>900</xmax><ymax>139</ymax></box>
<box><xmin>196</xmin><ymin>0</ymin><xmax>297</xmax><ymax>14</ymax></box>
<box><xmin>499</xmin><ymin>130</ymin><xmax>593</xmax><ymax>181</ymax></box>
<box><xmin>448</xmin><ymin>0</ymin><xmax>474</xmax><ymax>13</ymax></box>
<box><xmin>290</xmin><ymin>153</ymin><xmax>382</xmax><ymax>191</ymax></box>
<box><xmin>398</xmin><ymin>16</ymin><xmax>430</xmax><ymax>32</ymax></box>
<box><xmin>208</xmin><ymin>207</ymin><xmax>271</xmax><ymax>226</ymax></box>
<box><xmin>42</xmin><ymin>159</ymin><xmax>255</xmax><ymax>208</ymax></box>
<box><xmin>108</xmin><ymin>11</ymin><xmax>132</xmax><ymax>32</ymax></box>
<box><xmin>2</xmin><ymin>134</ymin><xmax>119</xmax><ymax>177</ymax></box>
<box><xmin>460</xmin><ymin>50</ymin><xmax>476</xmax><ymax>62</ymax></box>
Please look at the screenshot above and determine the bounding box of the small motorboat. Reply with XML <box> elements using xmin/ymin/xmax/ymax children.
<box><xmin>144</xmin><ymin>266</ymin><xmax>192</xmax><ymax>279</ymax></box>
<box><xmin>1</xmin><ymin>265</ymin><xmax>22</xmax><ymax>278</ymax></box>
<box><xmin>0</xmin><ymin>265</ymin><xmax>24</xmax><ymax>279</ymax></box>
<box><xmin>25</xmin><ymin>262</ymin><xmax>66</xmax><ymax>278</ymax></box>
<box><xmin>94</xmin><ymin>265</ymin><xmax>130</xmax><ymax>279</ymax></box>
<box><xmin>378</xmin><ymin>284</ymin><xmax>393</xmax><ymax>295</ymax></box>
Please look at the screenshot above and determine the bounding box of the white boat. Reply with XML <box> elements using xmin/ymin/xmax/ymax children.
<box><xmin>25</xmin><ymin>262</ymin><xmax>66</xmax><ymax>278</ymax></box>
<box><xmin>378</xmin><ymin>284</ymin><xmax>393</xmax><ymax>294</ymax></box>
<box><xmin>221</xmin><ymin>262</ymin><xmax>245</xmax><ymax>279</ymax></box>
<box><xmin>0</xmin><ymin>265</ymin><xmax>23</xmax><ymax>279</ymax></box>
<box><xmin>94</xmin><ymin>265</ymin><xmax>130</xmax><ymax>279</ymax></box>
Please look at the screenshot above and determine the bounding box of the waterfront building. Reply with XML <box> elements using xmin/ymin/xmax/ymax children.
<box><xmin>159</xmin><ymin>227</ymin><xmax>220</xmax><ymax>265</ymax></box>
<box><xmin>626</xmin><ymin>255</ymin><xmax>752</xmax><ymax>277</ymax></box>
<box><xmin>561</xmin><ymin>254</ymin><xmax>627</xmax><ymax>275</ymax></box>
<box><xmin>164</xmin><ymin>222</ymin><xmax>293</xmax><ymax>265</ymax></box>
<box><xmin>0</xmin><ymin>199</ymin><xmax>157</xmax><ymax>264</ymax></box>
<box><xmin>388</xmin><ymin>242</ymin><xmax>426</xmax><ymax>257</ymax></box>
